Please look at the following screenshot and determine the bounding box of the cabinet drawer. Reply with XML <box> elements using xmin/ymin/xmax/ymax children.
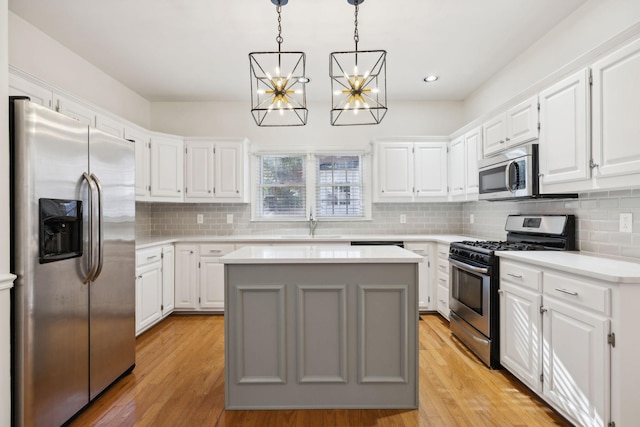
<box><xmin>136</xmin><ymin>247</ymin><xmax>162</xmax><ymax>267</ymax></box>
<box><xmin>437</xmin><ymin>259</ymin><xmax>449</xmax><ymax>274</ymax></box>
<box><xmin>199</xmin><ymin>244</ymin><xmax>235</xmax><ymax>257</ymax></box>
<box><xmin>500</xmin><ymin>260</ymin><xmax>542</xmax><ymax>291</ymax></box>
<box><xmin>404</xmin><ymin>243</ymin><xmax>429</xmax><ymax>257</ymax></box>
<box><xmin>543</xmin><ymin>271</ymin><xmax>611</xmax><ymax>315</ymax></box>
<box><xmin>437</xmin><ymin>244</ymin><xmax>449</xmax><ymax>259</ymax></box>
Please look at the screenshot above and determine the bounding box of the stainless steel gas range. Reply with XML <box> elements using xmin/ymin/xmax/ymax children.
<box><xmin>448</xmin><ymin>215</ymin><xmax>576</xmax><ymax>369</ymax></box>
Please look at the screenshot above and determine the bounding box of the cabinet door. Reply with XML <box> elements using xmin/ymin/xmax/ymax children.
<box><xmin>174</xmin><ymin>245</ymin><xmax>198</xmax><ymax>310</ymax></box>
<box><xmin>592</xmin><ymin>37</ymin><xmax>640</xmax><ymax>179</ymax></box>
<box><xmin>162</xmin><ymin>246</ymin><xmax>175</xmax><ymax>315</ymax></box>
<box><xmin>199</xmin><ymin>257</ymin><xmax>225</xmax><ymax>311</ymax></box>
<box><xmin>125</xmin><ymin>127</ymin><xmax>151</xmax><ymax>200</ymax></box>
<box><xmin>464</xmin><ymin>128</ymin><xmax>481</xmax><ymax>195</ymax></box>
<box><xmin>404</xmin><ymin>243</ymin><xmax>433</xmax><ymax>311</ymax></box>
<box><xmin>136</xmin><ymin>261</ymin><xmax>163</xmax><ymax>334</ymax></box>
<box><xmin>215</xmin><ymin>142</ymin><xmax>245</xmax><ymax>200</ymax></box>
<box><xmin>95</xmin><ymin>115</ymin><xmax>125</xmax><ymax>138</ymax></box>
<box><xmin>483</xmin><ymin>114</ymin><xmax>507</xmax><ymax>156</ymax></box>
<box><xmin>448</xmin><ymin>136</ymin><xmax>465</xmax><ymax>196</ymax></box>
<box><xmin>507</xmin><ymin>96</ymin><xmax>539</xmax><ymax>146</ymax></box>
<box><xmin>542</xmin><ymin>297</ymin><xmax>609</xmax><ymax>427</ymax></box>
<box><xmin>54</xmin><ymin>94</ymin><xmax>96</xmax><ymax>126</ymax></box>
<box><xmin>150</xmin><ymin>135</ymin><xmax>184</xmax><ymax>199</ymax></box>
<box><xmin>8</xmin><ymin>74</ymin><xmax>53</xmax><ymax>108</ymax></box>
<box><xmin>499</xmin><ymin>282</ymin><xmax>542</xmax><ymax>393</ymax></box>
<box><xmin>539</xmin><ymin>69</ymin><xmax>590</xmax><ymax>186</ymax></box>
<box><xmin>415</xmin><ymin>143</ymin><xmax>448</xmax><ymax>198</ymax></box>
<box><xmin>376</xmin><ymin>143</ymin><xmax>414</xmax><ymax>199</ymax></box>
<box><xmin>185</xmin><ymin>141</ymin><xmax>214</xmax><ymax>200</ymax></box>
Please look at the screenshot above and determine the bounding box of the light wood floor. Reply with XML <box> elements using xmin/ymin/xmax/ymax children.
<box><xmin>69</xmin><ymin>314</ymin><xmax>571</xmax><ymax>427</ymax></box>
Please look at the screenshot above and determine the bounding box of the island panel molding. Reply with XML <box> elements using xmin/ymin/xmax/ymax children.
<box><xmin>296</xmin><ymin>285</ymin><xmax>348</xmax><ymax>384</ymax></box>
<box><xmin>358</xmin><ymin>284</ymin><xmax>409</xmax><ymax>383</ymax></box>
<box><xmin>234</xmin><ymin>285</ymin><xmax>286</xmax><ymax>385</ymax></box>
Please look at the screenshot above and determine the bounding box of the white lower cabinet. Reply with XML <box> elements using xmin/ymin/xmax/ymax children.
<box><xmin>499</xmin><ymin>258</ymin><xmax>614</xmax><ymax>427</ymax></box>
<box><xmin>404</xmin><ymin>243</ymin><xmax>435</xmax><ymax>312</ymax></box>
<box><xmin>436</xmin><ymin>244</ymin><xmax>450</xmax><ymax>320</ymax></box>
<box><xmin>174</xmin><ymin>243</ymin><xmax>235</xmax><ymax>312</ymax></box>
<box><xmin>135</xmin><ymin>245</ymin><xmax>174</xmax><ymax>335</ymax></box>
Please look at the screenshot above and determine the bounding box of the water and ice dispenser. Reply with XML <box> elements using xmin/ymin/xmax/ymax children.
<box><xmin>39</xmin><ymin>198</ymin><xmax>83</xmax><ymax>263</ymax></box>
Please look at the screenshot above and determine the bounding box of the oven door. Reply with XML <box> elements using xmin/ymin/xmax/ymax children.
<box><xmin>449</xmin><ymin>257</ymin><xmax>492</xmax><ymax>337</ymax></box>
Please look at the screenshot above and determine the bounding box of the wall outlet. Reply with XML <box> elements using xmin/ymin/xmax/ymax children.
<box><xmin>620</xmin><ymin>213</ymin><xmax>633</xmax><ymax>233</ymax></box>
<box><xmin>400</xmin><ymin>214</ymin><xmax>407</xmax><ymax>224</ymax></box>
<box><xmin>470</xmin><ymin>214</ymin><xmax>475</xmax><ymax>224</ymax></box>
<box><xmin>227</xmin><ymin>214</ymin><xmax>234</xmax><ymax>224</ymax></box>
<box><xmin>196</xmin><ymin>214</ymin><xmax>204</xmax><ymax>224</ymax></box>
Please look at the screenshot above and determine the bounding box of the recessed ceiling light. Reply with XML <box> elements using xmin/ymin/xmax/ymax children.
<box><xmin>423</xmin><ymin>75</ymin><xmax>439</xmax><ymax>83</ymax></box>
<box><xmin>298</xmin><ymin>77</ymin><xmax>311</xmax><ymax>83</ymax></box>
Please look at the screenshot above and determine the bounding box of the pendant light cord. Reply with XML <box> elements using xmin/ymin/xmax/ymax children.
<box><xmin>353</xmin><ymin>0</ymin><xmax>359</xmax><ymax>52</ymax></box>
<box><xmin>276</xmin><ymin>1</ymin><xmax>283</xmax><ymax>54</ymax></box>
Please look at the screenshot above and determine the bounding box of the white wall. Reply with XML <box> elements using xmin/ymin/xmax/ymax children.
<box><xmin>151</xmin><ymin>100</ymin><xmax>464</xmax><ymax>148</ymax></box>
<box><xmin>1</xmin><ymin>1</ymin><xmax>12</xmax><ymax>425</ymax></box>
<box><xmin>464</xmin><ymin>0</ymin><xmax>640</xmax><ymax>122</ymax></box>
<box><xmin>8</xmin><ymin>12</ymin><xmax>151</xmax><ymax>128</ymax></box>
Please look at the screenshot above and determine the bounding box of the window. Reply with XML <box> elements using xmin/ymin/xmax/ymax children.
<box><xmin>254</xmin><ymin>153</ymin><xmax>367</xmax><ymax>220</ymax></box>
<box><xmin>256</xmin><ymin>155</ymin><xmax>306</xmax><ymax>218</ymax></box>
<box><xmin>316</xmin><ymin>155</ymin><xmax>363</xmax><ymax>218</ymax></box>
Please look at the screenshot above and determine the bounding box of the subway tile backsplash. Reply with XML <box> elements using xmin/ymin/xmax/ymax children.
<box><xmin>136</xmin><ymin>190</ymin><xmax>640</xmax><ymax>263</ymax></box>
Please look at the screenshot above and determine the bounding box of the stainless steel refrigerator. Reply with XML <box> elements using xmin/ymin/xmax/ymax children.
<box><xmin>9</xmin><ymin>98</ymin><xmax>136</xmax><ymax>427</ymax></box>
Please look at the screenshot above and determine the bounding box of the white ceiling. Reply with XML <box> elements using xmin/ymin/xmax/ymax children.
<box><xmin>9</xmin><ymin>0</ymin><xmax>587</xmax><ymax>104</ymax></box>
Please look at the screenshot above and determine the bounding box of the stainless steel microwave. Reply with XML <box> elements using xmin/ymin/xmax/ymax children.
<box><xmin>478</xmin><ymin>144</ymin><xmax>577</xmax><ymax>201</ymax></box>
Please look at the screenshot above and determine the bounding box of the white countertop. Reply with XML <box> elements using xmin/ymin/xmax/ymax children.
<box><xmin>497</xmin><ymin>251</ymin><xmax>640</xmax><ymax>283</ymax></box>
<box><xmin>136</xmin><ymin>234</ymin><xmax>476</xmax><ymax>250</ymax></box>
<box><xmin>221</xmin><ymin>245</ymin><xmax>423</xmax><ymax>264</ymax></box>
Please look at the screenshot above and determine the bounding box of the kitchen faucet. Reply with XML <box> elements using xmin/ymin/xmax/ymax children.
<box><xmin>309</xmin><ymin>209</ymin><xmax>318</xmax><ymax>236</ymax></box>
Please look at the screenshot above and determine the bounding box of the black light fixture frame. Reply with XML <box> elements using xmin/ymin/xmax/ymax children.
<box><xmin>249</xmin><ymin>0</ymin><xmax>308</xmax><ymax>127</ymax></box>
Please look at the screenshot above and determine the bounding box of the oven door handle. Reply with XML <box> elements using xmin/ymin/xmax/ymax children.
<box><xmin>449</xmin><ymin>258</ymin><xmax>489</xmax><ymax>275</ymax></box>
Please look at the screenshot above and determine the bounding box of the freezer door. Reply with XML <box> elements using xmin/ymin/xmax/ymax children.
<box><xmin>88</xmin><ymin>128</ymin><xmax>136</xmax><ymax>400</ymax></box>
<box><xmin>11</xmin><ymin>99</ymin><xmax>91</xmax><ymax>426</ymax></box>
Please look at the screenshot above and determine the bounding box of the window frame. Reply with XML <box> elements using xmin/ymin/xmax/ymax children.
<box><xmin>251</xmin><ymin>148</ymin><xmax>372</xmax><ymax>222</ymax></box>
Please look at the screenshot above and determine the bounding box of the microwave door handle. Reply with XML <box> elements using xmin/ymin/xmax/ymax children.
<box><xmin>505</xmin><ymin>161</ymin><xmax>515</xmax><ymax>192</ymax></box>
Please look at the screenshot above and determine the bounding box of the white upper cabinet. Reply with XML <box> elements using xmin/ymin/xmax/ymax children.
<box><xmin>9</xmin><ymin>73</ymin><xmax>53</xmax><ymax>108</ymax></box>
<box><xmin>184</xmin><ymin>138</ymin><xmax>249</xmax><ymax>203</ymax></box>
<box><xmin>375</xmin><ymin>142</ymin><xmax>414</xmax><ymax>199</ymax></box>
<box><xmin>96</xmin><ymin>115</ymin><xmax>125</xmax><ymax>138</ymax></box>
<box><xmin>374</xmin><ymin>141</ymin><xmax>448</xmax><ymax>202</ymax></box>
<box><xmin>448</xmin><ymin>136</ymin><xmax>465</xmax><ymax>197</ymax></box>
<box><xmin>449</xmin><ymin>128</ymin><xmax>481</xmax><ymax>200</ymax></box>
<box><xmin>483</xmin><ymin>96</ymin><xmax>539</xmax><ymax>156</ymax></box>
<box><xmin>53</xmin><ymin>94</ymin><xmax>96</xmax><ymax>127</ymax></box>
<box><xmin>414</xmin><ymin>143</ymin><xmax>448</xmax><ymax>199</ymax></box>
<box><xmin>150</xmin><ymin>133</ymin><xmax>184</xmax><ymax>200</ymax></box>
<box><xmin>538</xmin><ymin>68</ymin><xmax>591</xmax><ymax>189</ymax></box>
<box><xmin>185</xmin><ymin>140</ymin><xmax>215</xmax><ymax>200</ymax></box>
<box><xmin>591</xmin><ymin>37</ymin><xmax>640</xmax><ymax>182</ymax></box>
<box><xmin>125</xmin><ymin>126</ymin><xmax>151</xmax><ymax>200</ymax></box>
<box><xmin>464</xmin><ymin>127</ymin><xmax>481</xmax><ymax>195</ymax></box>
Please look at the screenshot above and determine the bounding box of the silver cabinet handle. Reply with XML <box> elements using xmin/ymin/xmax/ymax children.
<box><xmin>507</xmin><ymin>273</ymin><xmax>523</xmax><ymax>279</ymax></box>
<box><xmin>82</xmin><ymin>172</ymin><xmax>98</xmax><ymax>284</ymax></box>
<box><xmin>91</xmin><ymin>173</ymin><xmax>104</xmax><ymax>281</ymax></box>
<box><xmin>555</xmin><ymin>288</ymin><xmax>578</xmax><ymax>296</ymax></box>
<box><xmin>147</xmin><ymin>255</ymin><xmax>158</xmax><ymax>260</ymax></box>
<box><xmin>209</xmin><ymin>249</ymin><xmax>221</xmax><ymax>253</ymax></box>
<box><xmin>177</xmin><ymin>189</ymin><xmax>181</xmax><ymax>193</ymax></box>
<box><xmin>411</xmin><ymin>249</ymin><xmax>425</xmax><ymax>254</ymax></box>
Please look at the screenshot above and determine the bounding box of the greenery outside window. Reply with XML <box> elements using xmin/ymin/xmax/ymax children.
<box><xmin>256</xmin><ymin>155</ymin><xmax>306</xmax><ymax>218</ymax></box>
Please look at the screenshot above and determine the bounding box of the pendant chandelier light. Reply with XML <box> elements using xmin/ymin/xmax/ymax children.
<box><xmin>249</xmin><ymin>0</ymin><xmax>308</xmax><ymax>126</ymax></box>
<box><xmin>330</xmin><ymin>0</ymin><xmax>387</xmax><ymax>126</ymax></box>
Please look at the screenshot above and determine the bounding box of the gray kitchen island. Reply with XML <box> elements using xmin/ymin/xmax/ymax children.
<box><xmin>220</xmin><ymin>245</ymin><xmax>422</xmax><ymax>410</ymax></box>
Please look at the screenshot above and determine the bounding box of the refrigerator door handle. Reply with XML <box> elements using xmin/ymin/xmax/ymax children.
<box><xmin>91</xmin><ymin>173</ymin><xmax>105</xmax><ymax>281</ymax></box>
<box><xmin>82</xmin><ymin>172</ymin><xmax>99</xmax><ymax>284</ymax></box>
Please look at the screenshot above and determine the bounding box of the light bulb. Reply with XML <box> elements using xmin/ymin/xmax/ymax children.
<box><xmin>266</xmin><ymin>72</ymin><xmax>273</xmax><ymax>80</ymax></box>
<box><xmin>257</xmin><ymin>89</ymin><xmax>266</xmax><ymax>95</ymax></box>
<box><xmin>371</xmin><ymin>88</ymin><xmax>379</xmax><ymax>94</ymax></box>
<box><xmin>334</xmin><ymin>90</ymin><xmax>342</xmax><ymax>96</ymax></box>
<box><xmin>275</xmin><ymin>67</ymin><xmax>281</xmax><ymax>77</ymax></box>
<box><xmin>279</xmin><ymin>108</ymin><xmax>284</xmax><ymax>116</ymax></box>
